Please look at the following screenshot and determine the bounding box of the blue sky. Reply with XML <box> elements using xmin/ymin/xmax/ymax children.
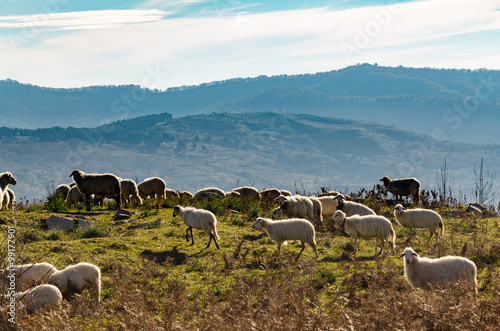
<box><xmin>1</xmin><ymin>0</ymin><xmax>499</xmax><ymax>88</ymax></box>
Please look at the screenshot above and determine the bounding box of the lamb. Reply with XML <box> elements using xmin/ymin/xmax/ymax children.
<box><xmin>0</xmin><ymin>172</ymin><xmax>17</xmax><ymax>210</ymax></box>
<box><xmin>54</xmin><ymin>184</ymin><xmax>71</xmax><ymax>201</ymax></box>
<box><xmin>231</xmin><ymin>186</ymin><xmax>261</xmax><ymax>200</ymax></box>
<box><xmin>380</xmin><ymin>176</ymin><xmax>420</xmax><ymax>202</ymax></box>
<box><xmin>400</xmin><ymin>247</ymin><xmax>477</xmax><ymax>297</ymax></box>
<box><xmin>69</xmin><ymin>170</ymin><xmax>121</xmax><ymax>211</ymax></box>
<box><xmin>394</xmin><ymin>204</ymin><xmax>444</xmax><ymax>244</ymax></box>
<box><xmin>16</xmin><ymin>284</ymin><xmax>63</xmax><ymax>314</ymax></box>
<box><xmin>332</xmin><ymin>210</ymin><xmax>396</xmax><ymax>255</ymax></box>
<box><xmin>173</xmin><ymin>205</ymin><xmax>220</xmax><ymax>249</ymax></box>
<box><xmin>120</xmin><ymin>179</ymin><xmax>143</xmax><ymax>205</ymax></box>
<box><xmin>260</xmin><ymin>188</ymin><xmax>282</xmax><ymax>204</ymax></box>
<box><xmin>335</xmin><ymin>194</ymin><xmax>376</xmax><ymax>216</ymax></box>
<box><xmin>193</xmin><ymin>187</ymin><xmax>225</xmax><ymax>200</ymax></box>
<box><xmin>137</xmin><ymin>177</ymin><xmax>166</xmax><ymax>200</ymax></box>
<box><xmin>252</xmin><ymin>217</ymin><xmax>319</xmax><ymax>261</ymax></box>
<box><xmin>48</xmin><ymin>262</ymin><xmax>101</xmax><ymax>302</ymax></box>
<box><xmin>65</xmin><ymin>186</ymin><xmax>87</xmax><ymax>205</ymax></box>
<box><xmin>11</xmin><ymin>262</ymin><xmax>58</xmax><ymax>291</ymax></box>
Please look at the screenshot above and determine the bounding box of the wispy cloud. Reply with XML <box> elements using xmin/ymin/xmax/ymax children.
<box><xmin>0</xmin><ymin>0</ymin><xmax>499</xmax><ymax>88</ymax></box>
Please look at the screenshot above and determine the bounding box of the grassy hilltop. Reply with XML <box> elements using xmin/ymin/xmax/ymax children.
<box><xmin>1</xmin><ymin>194</ymin><xmax>499</xmax><ymax>330</ymax></box>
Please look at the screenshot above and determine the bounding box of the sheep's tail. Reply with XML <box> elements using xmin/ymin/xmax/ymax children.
<box><xmin>212</xmin><ymin>225</ymin><xmax>220</xmax><ymax>240</ymax></box>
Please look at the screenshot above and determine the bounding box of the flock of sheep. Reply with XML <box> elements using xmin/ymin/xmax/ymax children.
<box><xmin>0</xmin><ymin>171</ymin><xmax>479</xmax><ymax>315</ymax></box>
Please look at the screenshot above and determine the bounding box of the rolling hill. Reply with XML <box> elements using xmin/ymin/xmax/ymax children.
<box><xmin>1</xmin><ymin>112</ymin><xmax>498</xmax><ymax>201</ymax></box>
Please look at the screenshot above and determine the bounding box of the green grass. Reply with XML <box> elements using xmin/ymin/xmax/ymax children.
<box><xmin>1</xmin><ymin>201</ymin><xmax>499</xmax><ymax>330</ymax></box>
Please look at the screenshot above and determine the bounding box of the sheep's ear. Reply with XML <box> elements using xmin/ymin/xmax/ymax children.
<box><xmin>412</xmin><ymin>252</ymin><xmax>418</xmax><ymax>257</ymax></box>
<box><xmin>399</xmin><ymin>252</ymin><xmax>405</xmax><ymax>257</ymax></box>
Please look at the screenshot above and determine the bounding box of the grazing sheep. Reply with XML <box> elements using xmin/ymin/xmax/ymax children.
<box><xmin>55</xmin><ymin>184</ymin><xmax>71</xmax><ymax>201</ymax></box>
<box><xmin>69</xmin><ymin>170</ymin><xmax>121</xmax><ymax>211</ymax></box>
<box><xmin>120</xmin><ymin>179</ymin><xmax>143</xmax><ymax>206</ymax></box>
<box><xmin>0</xmin><ymin>172</ymin><xmax>17</xmax><ymax>210</ymax></box>
<box><xmin>335</xmin><ymin>194</ymin><xmax>376</xmax><ymax>216</ymax></box>
<box><xmin>137</xmin><ymin>177</ymin><xmax>166</xmax><ymax>200</ymax></box>
<box><xmin>380</xmin><ymin>176</ymin><xmax>420</xmax><ymax>202</ymax></box>
<box><xmin>9</xmin><ymin>262</ymin><xmax>58</xmax><ymax>291</ymax></box>
<box><xmin>17</xmin><ymin>284</ymin><xmax>62</xmax><ymax>314</ymax></box>
<box><xmin>49</xmin><ymin>262</ymin><xmax>101</xmax><ymax>302</ymax></box>
<box><xmin>178</xmin><ymin>191</ymin><xmax>194</xmax><ymax>201</ymax></box>
<box><xmin>280</xmin><ymin>189</ymin><xmax>292</xmax><ymax>197</ymax></box>
<box><xmin>164</xmin><ymin>188</ymin><xmax>180</xmax><ymax>199</ymax></box>
<box><xmin>173</xmin><ymin>205</ymin><xmax>220</xmax><ymax>249</ymax></box>
<box><xmin>332</xmin><ymin>210</ymin><xmax>395</xmax><ymax>255</ymax></box>
<box><xmin>317</xmin><ymin>196</ymin><xmax>338</xmax><ymax>217</ymax></box>
<box><xmin>193</xmin><ymin>187</ymin><xmax>225</xmax><ymax>200</ymax></box>
<box><xmin>65</xmin><ymin>186</ymin><xmax>87</xmax><ymax>205</ymax></box>
<box><xmin>260</xmin><ymin>188</ymin><xmax>282</xmax><ymax>204</ymax></box>
<box><xmin>252</xmin><ymin>217</ymin><xmax>319</xmax><ymax>261</ymax></box>
<box><xmin>400</xmin><ymin>247</ymin><xmax>477</xmax><ymax>297</ymax></box>
<box><xmin>394</xmin><ymin>204</ymin><xmax>444</xmax><ymax>244</ymax></box>
<box><xmin>225</xmin><ymin>191</ymin><xmax>241</xmax><ymax>199</ymax></box>
<box><xmin>232</xmin><ymin>186</ymin><xmax>261</xmax><ymax>200</ymax></box>
<box><xmin>273</xmin><ymin>195</ymin><xmax>314</xmax><ymax>221</ymax></box>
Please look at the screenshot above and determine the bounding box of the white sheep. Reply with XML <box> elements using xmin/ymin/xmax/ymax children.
<box><xmin>54</xmin><ymin>184</ymin><xmax>71</xmax><ymax>201</ymax></box>
<box><xmin>16</xmin><ymin>284</ymin><xmax>62</xmax><ymax>314</ymax></box>
<box><xmin>0</xmin><ymin>172</ymin><xmax>17</xmax><ymax>210</ymax></box>
<box><xmin>137</xmin><ymin>177</ymin><xmax>166</xmax><ymax>200</ymax></box>
<box><xmin>164</xmin><ymin>188</ymin><xmax>180</xmax><ymax>199</ymax></box>
<box><xmin>400</xmin><ymin>247</ymin><xmax>477</xmax><ymax>297</ymax></box>
<box><xmin>332</xmin><ymin>210</ymin><xmax>396</xmax><ymax>255</ymax></box>
<box><xmin>120</xmin><ymin>179</ymin><xmax>143</xmax><ymax>206</ymax></box>
<box><xmin>231</xmin><ymin>186</ymin><xmax>261</xmax><ymax>200</ymax></box>
<box><xmin>65</xmin><ymin>186</ymin><xmax>87</xmax><ymax>205</ymax></box>
<box><xmin>48</xmin><ymin>262</ymin><xmax>101</xmax><ymax>302</ymax></box>
<box><xmin>173</xmin><ymin>205</ymin><xmax>220</xmax><ymax>249</ymax></box>
<box><xmin>69</xmin><ymin>170</ymin><xmax>121</xmax><ymax>211</ymax></box>
<box><xmin>273</xmin><ymin>195</ymin><xmax>313</xmax><ymax>220</ymax></box>
<box><xmin>252</xmin><ymin>217</ymin><xmax>319</xmax><ymax>261</ymax></box>
<box><xmin>193</xmin><ymin>187</ymin><xmax>225</xmax><ymax>200</ymax></box>
<box><xmin>317</xmin><ymin>196</ymin><xmax>338</xmax><ymax>217</ymax></box>
<box><xmin>335</xmin><ymin>194</ymin><xmax>376</xmax><ymax>216</ymax></box>
<box><xmin>2</xmin><ymin>188</ymin><xmax>15</xmax><ymax>211</ymax></box>
<box><xmin>11</xmin><ymin>262</ymin><xmax>58</xmax><ymax>291</ymax></box>
<box><xmin>178</xmin><ymin>190</ymin><xmax>194</xmax><ymax>202</ymax></box>
<box><xmin>393</xmin><ymin>204</ymin><xmax>444</xmax><ymax>244</ymax></box>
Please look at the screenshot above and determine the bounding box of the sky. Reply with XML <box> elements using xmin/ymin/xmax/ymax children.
<box><xmin>1</xmin><ymin>0</ymin><xmax>500</xmax><ymax>89</ymax></box>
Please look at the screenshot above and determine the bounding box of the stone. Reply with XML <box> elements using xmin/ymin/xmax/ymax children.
<box><xmin>79</xmin><ymin>219</ymin><xmax>92</xmax><ymax>229</ymax></box>
<box><xmin>47</xmin><ymin>215</ymin><xmax>75</xmax><ymax>231</ymax></box>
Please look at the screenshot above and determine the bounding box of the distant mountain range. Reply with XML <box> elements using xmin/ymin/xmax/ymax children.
<box><xmin>2</xmin><ymin>64</ymin><xmax>500</xmax><ymax>144</ymax></box>
<box><xmin>1</xmin><ymin>112</ymin><xmax>498</xmax><ymax>201</ymax></box>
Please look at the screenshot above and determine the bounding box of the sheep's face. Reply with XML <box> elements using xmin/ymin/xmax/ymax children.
<box><xmin>274</xmin><ymin>195</ymin><xmax>287</xmax><ymax>206</ymax></box>
<box><xmin>69</xmin><ymin>170</ymin><xmax>83</xmax><ymax>180</ymax></box>
<box><xmin>272</xmin><ymin>207</ymin><xmax>282</xmax><ymax>219</ymax></box>
<box><xmin>393</xmin><ymin>204</ymin><xmax>404</xmax><ymax>215</ymax></box>
<box><xmin>252</xmin><ymin>218</ymin><xmax>264</xmax><ymax>229</ymax></box>
<box><xmin>334</xmin><ymin>194</ymin><xmax>344</xmax><ymax>204</ymax></box>
<box><xmin>400</xmin><ymin>248</ymin><xmax>418</xmax><ymax>265</ymax></box>
<box><xmin>2</xmin><ymin>173</ymin><xmax>17</xmax><ymax>185</ymax></box>
<box><xmin>332</xmin><ymin>210</ymin><xmax>345</xmax><ymax>223</ymax></box>
<box><xmin>172</xmin><ymin>206</ymin><xmax>181</xmax><ymax>217</ymax></box>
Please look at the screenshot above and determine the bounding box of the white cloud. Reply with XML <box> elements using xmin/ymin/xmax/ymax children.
<box><xmin>0</xmin><ymin>0</ymin><xmax>499</xmax><ymax>88</ymax></box>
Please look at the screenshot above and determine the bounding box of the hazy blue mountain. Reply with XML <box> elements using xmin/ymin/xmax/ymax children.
<box><xmin>1</xmin><ymin>64</ymin><xmax>500</xmax><ymax>144</ymax></box>
<box><xmin>1</xmin><ymin>112</ymin><xmax>497</xmax><ymax>201</ymax></box>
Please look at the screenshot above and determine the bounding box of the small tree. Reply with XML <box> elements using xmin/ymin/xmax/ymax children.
<box><xmin>472</xmin><ymin>157</ymin><xmax>497</xmax><ymax>205</ymax></box>
<box><xmin>436</xmin><ymin>157</ymin><xmax>454</xmax><ymax>205</ymax></box>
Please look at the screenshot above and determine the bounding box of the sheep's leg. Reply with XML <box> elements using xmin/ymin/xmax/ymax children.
<box><xmin>311</xmin><ymin>243</ymin><xmax>319</xmax><ymax>259</ymax></box>
<box><xmin>85</xmin><ymin>194</ymin><xmax>91</xmax><ymax>211</ymax></box>
<box><xmin>276</xmin><ymin>242</ymin><xmax>282</xmax><ymax>257</ymax></box>
<box><xmin>189</xmin><ymin>228</ymin><xmax>195</xmax><ymax>245</ymax></box>
<box><xmin>427</xmin><ymin>232</ymin><xmax>434</xmax><ymax>245</ymax></box>
<box><xmin>352</xmin><ymin>237</ymin><xmax>358</xmax><ymax>253</ymax></box>
<box><xmin>378</xmin><ymin>238</ymin><xmax>384</xmax><ymax>255</ymax></box>
<box><xmin>296</xmin><ymin>241</ymin><xmax>306</xmax><ymax>261</ymax></box>
<box><xmin>206</xmin><ymin>234</ymin><xmax>219</xmax><ymax>250</ymax></box>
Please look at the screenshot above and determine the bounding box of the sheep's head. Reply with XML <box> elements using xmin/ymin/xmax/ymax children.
<box><xmin>380</xmin><ymin>176</ymin><xmax>390</xmax><ymax>186</ymax></box>
<box><xmin>69</xmin><ymin>170</ymin><xmax>83</xmax><ymax>180</ymax></box>
<box><xmin>400</xmin><ymin>247</ymin><xmax>418</xmax><ymax>265</ymax></box>
<box><xmin>274</xmin><ymin>195</ymin><xmax>287</xmax><ymax>206</ymax></box>
<box><xmin>172</xmin><ymin>205</ymin><xmax>181</xmax><ymax>217</ymax></box>
<box><xmin>252</xmin><ymin>217</ymin><xmax>265</xmax><ymax>229</ymax></box>
<box><xmin>393</xmin><ymin>204</ymin><xmax>405</xmax><ymax>215</ymax></box>
<box><xmin>331</xmin><ymin>210</ymin><xmax>346</xmax><ymax>223</ymax></box>
<box><xmin>334</xmin><ymin>194</ymin><xmax>345</xmax><ymax>205</ymax></box>
<box><xmin>272</xmin><ymin>207</ymin><xmax>282</xmax><ymax>219</ymax></box>
<box><xmin>1</xmin><ymin>172</ymin><xmax>17</xmax><ymax>186</ymax></box>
